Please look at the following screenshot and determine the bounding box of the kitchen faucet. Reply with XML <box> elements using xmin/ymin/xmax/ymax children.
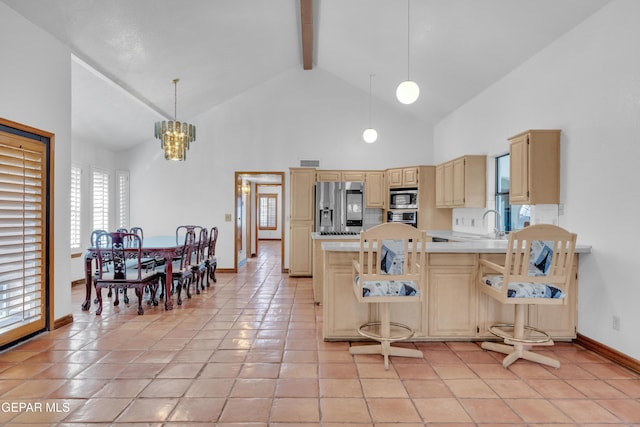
<box><xmin>482</xmin><ymin>209</ymin><xmax>504</xmax><ymax>238</ymax></box>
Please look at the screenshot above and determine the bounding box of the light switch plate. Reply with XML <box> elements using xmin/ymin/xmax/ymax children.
<box><xmin>225</xmin><ymin>214</ymin><xmax>232</xmax><ymax>222</ymax></box>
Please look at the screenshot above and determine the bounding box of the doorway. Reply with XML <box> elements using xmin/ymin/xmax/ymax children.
<box><xmin>234</xmin><ymin>171</ymin><xmax>285</xmax><ymax>272</ymax></box>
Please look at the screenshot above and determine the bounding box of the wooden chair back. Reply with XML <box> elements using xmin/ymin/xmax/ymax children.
<box><xmin>479</xmin><ymin>224</ymin><xmax>577</xmax><ymax>305</ymax></box>
<box><xmin>95</xmin><ymin>232</ymin><xmax>146</xmax><ymax>280</ymax></box>
<box><xmin>353</xmin><ymin>223</ymin><xmax>426</xmax><ymax>303</ymax></box>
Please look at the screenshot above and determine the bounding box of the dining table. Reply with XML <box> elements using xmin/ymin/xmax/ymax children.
<box><xmin>81</xmin><ymin>235</ymin><xmax>185</xmax><ymax>312</ymax></box>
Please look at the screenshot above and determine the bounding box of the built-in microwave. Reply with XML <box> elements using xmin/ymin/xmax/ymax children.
<box><xmin>387</xmin><ymin>210</ymin><xmax>418</xmax><ymax>228</ymax></box>
<box><xmin>389</xmin><ymin>188</ymin><xmax>418</xmax><ymax>209</ymax></box>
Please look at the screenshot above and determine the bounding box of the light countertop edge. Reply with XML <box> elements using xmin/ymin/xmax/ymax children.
<box><xmin>321</xmin><ymin>240</ymin><xmax>592</xmax><ymax>254</ymax></box>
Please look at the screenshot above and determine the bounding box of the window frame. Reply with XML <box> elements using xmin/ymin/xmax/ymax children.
<box><xmin>258</xmin><ymin>193</ymin><xmax>278</xmax><ymax>230</ymax></box>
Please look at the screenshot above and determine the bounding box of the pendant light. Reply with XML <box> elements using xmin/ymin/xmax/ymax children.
<box><xmin>154</xmin><ymin>78</ymin><xmax>196</xmax><ymax>161</ymax></box>
<box><xmin>363</xmin><ymin>74</ymin><xmax>378</xmax><ymax>143</ymax></box>
<box><xmin>396</xmin><ymin>0</ymin><xmax>420</xmax><ymax>104</ymax></box>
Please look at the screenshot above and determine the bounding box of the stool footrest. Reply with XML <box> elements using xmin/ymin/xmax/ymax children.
<box><xmin>357</xmin><ymin>321</ymin><xmax>415</xmax><ymax>342</ymax></box>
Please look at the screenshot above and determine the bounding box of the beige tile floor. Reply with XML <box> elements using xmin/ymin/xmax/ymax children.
<box><xmin>1</xmin><ymin>240</ymin><xmax>639</xmax><ymax>426</ymax></box>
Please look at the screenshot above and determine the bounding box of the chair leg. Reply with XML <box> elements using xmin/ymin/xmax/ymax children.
<box><xmin>482</xmin><ymin>305</ymin><xmax>560</xmax><ymax>368</ymax></box>
<box><xmin>350</xmin><ymin>303</ymin><xmax>422</xmax><ymax>370</ymax></box>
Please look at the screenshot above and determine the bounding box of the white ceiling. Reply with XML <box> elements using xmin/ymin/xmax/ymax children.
<box><xmin>3</xmin><ymin>0</ymin><xmax>611</xmax><ymax>152</ymax></box>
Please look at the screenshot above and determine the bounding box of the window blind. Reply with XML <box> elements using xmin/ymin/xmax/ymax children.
<box><xmin>92</xmin><ymin>169</ymin><xmax>109</xmax><ymax>232</ymax></box>
<box><xmin>259</xmin><ymin>194</ymin><xmax>277</xmax><ymax>230</ymax></box>
<box><xmin>116</xmin><ymin>170</ymin><xmax>129</xmax><ymax>230</ymax></box>
<box><xmin>70</xmin><ymin>165</ymin><xmax>81</xmax><ymax>249</ymax></box>
<box><xmin>0</xmin><ymin>136</ymin><xmax>46</xmax><ymax>343</ymax></box>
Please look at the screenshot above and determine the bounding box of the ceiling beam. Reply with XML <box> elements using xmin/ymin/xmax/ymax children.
<box><xmin>300</xmin><ymin>0</ymin><xmax>313</xmax><ymax>70</ymax></box>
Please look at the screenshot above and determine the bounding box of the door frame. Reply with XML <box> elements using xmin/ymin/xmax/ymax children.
<box><xmin>234</xmin><ymin>171</ymin><xmax>285</xmax><ymax>272</ymax></box>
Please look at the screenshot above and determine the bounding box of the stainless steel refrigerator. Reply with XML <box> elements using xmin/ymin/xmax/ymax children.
<box><xmin>315</xmin><ymin>181</ymin><xmax>364</xmax><ymax>234</ymax></box>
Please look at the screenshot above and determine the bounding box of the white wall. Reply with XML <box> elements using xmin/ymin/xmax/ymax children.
<box><xmin>434</xmin><ymin>0</ymin><xmax>640</xmax><ymax>359</ymax></box>
<box><xmin>0</xmin><ymin>3</ymin><xmax>73</xmax><ymax>322</ymax></box>
<box><xmin>124</xmin><ymin>67</ymin><xmax>435</xmax><ymax>270</ymax></box>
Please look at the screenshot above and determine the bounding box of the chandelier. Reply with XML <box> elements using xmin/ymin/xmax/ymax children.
<box><xmin>154</xmin><ymin>78</ymin><xmax>196</xmax><ymax>161</ymax></box>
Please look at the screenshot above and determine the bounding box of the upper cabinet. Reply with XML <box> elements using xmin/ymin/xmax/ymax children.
<box><xmin>436</xmin><ymin>155</ymin><xmax>486</xmax><ymax>208</ymax></box>
<box><xmin>316</xmin><ymin>170</ymin><xmax>366</xmax><ymax>182</ymax></box>
<box><xmin>290</xmin><ymin>168</ymin><xmax>316</xmax><ymax>221</ymax></box>
<box><xmin>387</xmin><ymin>167</ymin><xmax>419</xmax><ymax>188</ymax></box>
<box><xmin>508</xmin><ymin>130</ymin><xmax>561</xmax><ymax>205</ymax></box>
<box><xmin>365</xmin><ymin>171</ymin><xmax>385</xmax><ymax>208</ymax></box>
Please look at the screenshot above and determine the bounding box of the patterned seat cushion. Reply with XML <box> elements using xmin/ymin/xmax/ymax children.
<box><xmin>482</xmin><ymin>239</ymin><xmax>565</xmax><ymax>299</ymax></box>
<box><xmin>481</xmin><ymin>275</ymin><xmax>565</xmax><ymax>298</ymax></box>
<box><xmin>356</xmin><ymin>276</ymin><xmax>419</xmax><ymax>297</ymax></box>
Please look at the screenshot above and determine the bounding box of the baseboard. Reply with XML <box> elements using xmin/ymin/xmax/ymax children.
<box><xmin>216</xmin><ymin>268</ymin><xmax>235</xmax><ymax>274</ymax></box>
<box><xmin>575</xmin><ymin>333</ymin><xmax>640</xmax><ymax>375</ymax></box>
<box><xmin>71</xmin><ymin>279</ymin><xmax>85</xmax><ymax>287</ymax></box>
<box><xmin>53</xmin><ymin>314</ymin><xmax>73</xmax><ymax>330</ymax></box>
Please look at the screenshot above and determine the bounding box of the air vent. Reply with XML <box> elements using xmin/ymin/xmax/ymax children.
<box><xmin>300</xmin><ymin>159</ymin><xmax>320</xmax><ymax>167</ymax></box>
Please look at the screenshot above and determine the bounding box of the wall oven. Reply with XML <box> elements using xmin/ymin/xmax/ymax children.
<box><xmin>389</xmin><ymin>188</ymin><xmax>418</xmax><ymax>209</ymax></box>
<box><xmin>387</xmin><ymin>210</ymin><xmax>417</xmax><ymax>228</ymax></box>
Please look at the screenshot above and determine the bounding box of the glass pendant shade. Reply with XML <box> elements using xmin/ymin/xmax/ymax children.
<box><xmin>154</xmin><ymin>121</ymin><xmax>196</xmax><ymax>161</ymax></box>
<box><xmin>396</xmin><ymin>80</ymin><xmax>420</xmax><ymax>104</ymax></box>
<box><xmin>154</xmin><ymin>79</ymin><xmax>196</xmax><ymax>161</ymax></box>
<box><xmin>363</xmin><ymin>128</ymin><xmax>378</xmax><ymax>143</ymax></box>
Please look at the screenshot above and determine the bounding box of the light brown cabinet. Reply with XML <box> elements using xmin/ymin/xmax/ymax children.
<box><xmin>322</xmin><ymin>249</ymin><xmax>580</xmax><ymax>341</ymax></box>
<box><xmin>416</xmin><ymin>166</ymin><xmax>452</xmax><ymax>231</ymax></box>
<box><xmin>436</xmin><ymin>155</ymin><xmax>486</xmax><ymax>208</ymax></box>
<box><xmin>387</xmin><ymin>167</ymin><xmax>419</xmax><ymax>188</ymax></box>
<box><xmin>365</xmin><ymin>171</ymin><xmax>385</xmax><ymax>208</ymax></box>
<box><xmin>316</xmin><ymin>170</ymin><xmax>366</xmax><ymax>182</ymax></box>
<box><xmin>427</xmin><ymin>254</ymin><xmax>478</xmax><ymax>337</ymax></box>
<box><xmin>508</xmin><ymin>129</ymin><xmax>561</xmax><ymax>205</ymax></box>
<box><xmin>289</xmin><ymin>168</ymin><xmax>315</xmax><ymax>276</ymax></box>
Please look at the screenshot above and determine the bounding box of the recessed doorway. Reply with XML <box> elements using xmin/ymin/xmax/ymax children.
<box><xmin>234</xmin><ymin>171</ymin><xmax>285</xmax><ymax>272</ymax></box>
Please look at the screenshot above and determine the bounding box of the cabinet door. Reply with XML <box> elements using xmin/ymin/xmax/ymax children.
<box><xmin>509</xmin><ymin>133</ymin><xmax>529</xmax><ymax>204</ymax></box>
<box><xmin>402</xmin><ymin>167</ymin><xmax>419</xmax><ymax>186</ymax></box>
<box><xmin>289</xmin><ymin>221</ymin><xmax>313</xmax><ymax>276</ymax></box>
<box><xmin>428</xmin><ymin>267</ymin><xmax>477</xmax><ymax>337</ymax></box>
<box><xmin>452</xmin><ymin>158</ymin><xmax>466</xmax><ymax>206</ymax></box>
<box><xmin>290</xmin><ymin>168</ymin><xmax>315</xmax><ymax>221</ymax></box>
<box><xmin>530</xmin><ymin>264</ymin><xmax>578</xmax><ymax>339</ymax></box>
<box><xmin>316</xmin><ymin>170</ymin><xmax>342</xmax><ymax>182</ymax></box>
<box><xmin>365</xmin><ymin>171</ymin><xmax>385</xmax><ymax>208</ymax></box>
<box><xmin>387</xmin><ymin>168</ymin><xmax>403</xmax><ymax>187</ymax></box>
<box><xmin>443</xmin><ymin>162</ymin><xmax>454</xmax><ymax>206</ymax></box>
<box><xmin>343</xmin><ymin>171</ymin><xmax>366</xmax><ymax>182</ymax></box>
<box><xmin>435</xmin><ymin>165</ymin><xmax>445</xmax><ymax>208</ymax></box>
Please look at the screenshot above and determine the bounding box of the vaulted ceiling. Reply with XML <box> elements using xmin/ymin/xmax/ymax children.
<box><xmin>2</xmin><ymin>0</ymin><xmax>611</xmax><ymax>151</ymax></box>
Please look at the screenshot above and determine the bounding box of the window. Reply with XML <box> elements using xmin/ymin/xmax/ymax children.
<box><xmin>0</xmin><ymin>124</ymin><xmax>49</xmax><ymax>346</ymax></box>
<box><xmin>70</xmin><ymin>165</ymin><xmax>81</xmax><ymax>249</ymax></box>
<box><xmin>496</xmin><ymin>154</ymin><xmax>530</xmax><ymax>233</ymax></box>
<box><xmin>259</xmin><ymin>194</ymin><xmax>277</xmax><ymax>230</ymax></box>
<box><xmin>116</xmin><ymin>170</ymin><xmax>129</xmax><ymax>230</ymax></box>
<box><xmin>92</xmin><ymin>168</ymin><xmax>109</xmax><ymax>232</ymax></box>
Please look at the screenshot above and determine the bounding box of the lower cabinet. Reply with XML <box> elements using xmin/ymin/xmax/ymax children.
<box><xmin>289</xmin><ymin>221</ymin><xmax>313</xmax><ymax>276</ymax></box>
<box><xmin>322</xmin><ymin>249</ymin><xmax>578</xmax><ymax>341</ymax></box>
<box><xmin>427</xmin><ymin>254</ymin><xmax>477</xmax><ymax>337</ymax></box>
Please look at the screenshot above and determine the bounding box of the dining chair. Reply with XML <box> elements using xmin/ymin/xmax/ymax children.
<box><xmin>350</xmin><ymin>223</ymin><xmax>427</xmax><ymax>369</ymax></box>
<box><xmin>94</xmin><ymin>231</ymin><xmax>162</xmax><ymax>315</ymax></box>
<box><xmin>477</xmin><ymin>224</ymin><xmax>577</xmax><ymax>368</ymax></box>
<box><xmin>159</xmin><ymin>229</ymin><xmax>196</xmax><ymax>305</ymax></box>
<box><xmin>191</xmin><ymin>227</ymin><xmax>209</xmax><ymax>294</ymax></box>
<box><xmin>205</xmin><ymin>226</ymin><xmax>218</xmax><ymax>285</ymax></box>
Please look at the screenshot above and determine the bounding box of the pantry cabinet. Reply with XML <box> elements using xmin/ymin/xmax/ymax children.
<box><xmin>509</xmin><ymin>129</ymin><xmax>561</xmax><ymax>205</ymax></box>
<box><xmin>289</xmin><ymin>168</ymin><xmax>315</xmax><ymax>276</ymax></box>
<box><xmin>436</xmin><ymin>155</ymin><xmax>486</xmax><ymax>208</ymax></box>
<box><xmin>387</xmin><ymin>166</ymin><xmax>419</xmax><ymax>188</ymax></box>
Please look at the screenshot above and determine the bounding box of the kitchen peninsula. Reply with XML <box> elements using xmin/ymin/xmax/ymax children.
<box><xmin>322</xmin><ymin>238</ymin><xmax>591</xmax><ymax>342</ymax></box>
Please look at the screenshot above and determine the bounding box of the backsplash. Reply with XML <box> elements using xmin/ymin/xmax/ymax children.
<box><xmin>451</xmin><ymin>204</ymin><xmax>560</xmax><ymax>235</ymax></box>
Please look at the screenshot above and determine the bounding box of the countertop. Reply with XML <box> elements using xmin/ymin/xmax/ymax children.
<box><xmin>321</xmin><ymin>240</ymin><xmax>592</xmax><ymax>254</ymax></box>
<box><xmin>311</xmin><ymin>232</ymin><xmax>360</xmax><ymax>240</ymax></box>
<box><xmin>427</xmin><ymin>229</ymin><xmax>508</xmax><ymax>242</ymax></box>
